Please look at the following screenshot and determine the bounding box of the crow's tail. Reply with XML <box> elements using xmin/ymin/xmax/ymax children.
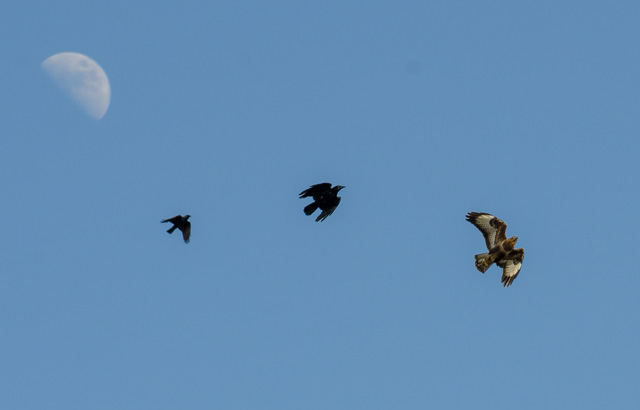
<box><xmin>304</xmin><ymin>202</ymin><xmax>319</xmax><ymax>216</ymax></box>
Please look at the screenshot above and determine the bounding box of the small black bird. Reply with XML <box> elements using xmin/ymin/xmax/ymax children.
<box><xmin>299</xmin><ymin>183</ymin><xmax>345</xmax><ymax>222</ymax></box>
<box><xmin>161</xmin><ymin>215</ymin><xmax>191</xmax><ymax>243</ymax></box>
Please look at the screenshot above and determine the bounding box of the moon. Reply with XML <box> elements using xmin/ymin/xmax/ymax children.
<box><xmin>42</xmin><ymin>52</ymin><xmax>111</xmax><ymax>120</ymax></box>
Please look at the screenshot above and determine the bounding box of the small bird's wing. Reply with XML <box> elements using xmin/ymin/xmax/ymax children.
<box><xmin>161</xmin><ymin>215</ymin><xmax>182</xmax><ymax>224</ymax></box>
<box><xmin>466</xmin><ymin>212</ymin><xmax>508</xmax><ymax>250</ymax></box>
<box><xmin>497</xmin><ymin>248</ymin><xmax>524</xmax><ymax>287</ymax></box>
<box><xmin>316</xmin><ymin>197</ymin><xmax>341</xmax><ymax>222</ymax></box>
<box><xmin>181</xmin><ymin>221</ymin><xmax>191</xmax><ymax>243</ymax></box>
<box><xmin>299</xmin><ymin>183</ymin><xmax>332</xmax><ymax>198</ymax></box>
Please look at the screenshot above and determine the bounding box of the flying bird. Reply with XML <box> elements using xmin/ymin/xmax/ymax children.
<box><xmin>466</xmin><ymin>212</ymin><xmax>524</xmax><ymax>287</ymax></box>
<box><xmin>161</xmin><ymin>214</ymin><xmax>191</xmax><ymax>243</ymax></box>
<box><xmin>299</xmin><ymin>183</ymin><xmax>345</xmax><ymax>222</ymax></box>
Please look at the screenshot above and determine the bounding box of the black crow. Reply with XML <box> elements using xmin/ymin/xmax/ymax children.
<box><xmin>161</xmin><ymin>215</ymin><xmax>191</xmax><ymax>243</ymax></box>
<box><xmin>299</xmin><ymin>183</ymin><xmax>345</xmax><ymax>222</ymax></box>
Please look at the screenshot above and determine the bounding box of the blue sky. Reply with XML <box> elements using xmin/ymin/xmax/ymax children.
<box><xmin>2</xmin><ymin>1</ymin><xmax>640</xmax><ymax>409</ymax></box>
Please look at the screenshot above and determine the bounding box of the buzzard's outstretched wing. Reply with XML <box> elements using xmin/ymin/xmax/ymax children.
<box><xmin>497</xmin><ymin>248</ymin><xmax>524</xmax><ymax>287</ymax></box>
<box><xmin>466</xmin><ymin>212</ymin><xmax>508</xmax><ymax>250</ymax></box>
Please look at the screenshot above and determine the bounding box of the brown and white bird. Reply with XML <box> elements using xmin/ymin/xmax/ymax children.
<box><xmin>466</xmin><ymin>212</ymin><xmax>524</xmax><ymax>287</ymax></box>
<box><xmin>161</xmin><ymin>214</ymin><xmax>191</xmax><ymax>243</ymax></box>
<box><xmin>299</xmin><ymin>183</ymin><xmax>345</xmax><ymax>222</ymax></box>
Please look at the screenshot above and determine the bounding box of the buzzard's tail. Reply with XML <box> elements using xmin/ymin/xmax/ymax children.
<box><xmin>304</xmin><ymin>202</ymin><xmax>319</xmax><ymax>216</ymax></box>
<box><xmin>167</xmin><ymin>225</ymin><xmax>177</xmax><ymax>234</ymax></box>
<box><xmin>474</xmin><ymin>253</ymin><xmax>492</xmax><ymax>273</ymax></box>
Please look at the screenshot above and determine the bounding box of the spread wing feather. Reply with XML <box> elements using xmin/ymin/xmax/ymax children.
<box><xmin>466</xmin><ymin>212</ymin><xmax>508</xmax><ymax>250</ymax></box>
<box><xmin>497</xmin><ymin>248</ymin><xmax>524</xmax><ymax>287</ymax></box>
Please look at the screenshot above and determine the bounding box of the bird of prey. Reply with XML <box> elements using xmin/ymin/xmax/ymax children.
<box><xmin>299</xmin><ymin>183</ymin><xmax>345</xmax><ymax>222</ymax></box>
<box><xmin>466</xmin><ymin>212</ymin><xmax>524</xmax><ymax>287</ymax></box>
<box><xmin>161</xmin><ymin>214</ymin><xmax>191</xmax><ymax>243</ymax></box>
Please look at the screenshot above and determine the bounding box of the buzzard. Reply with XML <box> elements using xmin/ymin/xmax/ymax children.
<box><xmin>299</xmin><ymin>183</ymin><xmax>345</xmax><ymax>222</ymax></box>
<box><xmin>466</xmin><ymin>212</ymin><xmax>524</xmax><ymax>287</ymax></box>
<box><xmin>161</xmin><ymin>214</ymin><xmax>191</xmax><ymax>243</ymax></box>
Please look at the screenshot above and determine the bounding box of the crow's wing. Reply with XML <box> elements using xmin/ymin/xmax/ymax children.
<box><xmin>181</xmin><ymin>221</ymin><xmax>191</xmax><ymax>243</ymax></box>
<box><xmin>161</xmin><ymin>215</ymin><xmax>183</xmax><ymax>224</ymax></box>
<box><xmin>299</xmin><ymin>183</ymin><xmax>332</xmax><ymax>199</ymax></box>
<box><xmin>315</xmin><ymin>197</ymin><xmax>341</xmax><ymax>222</ymax></box>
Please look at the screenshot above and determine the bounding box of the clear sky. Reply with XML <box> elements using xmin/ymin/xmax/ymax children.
<box><xmin>2</xmin><ymin>1</ymin><xmax>640</xmax><ymax>409</ymax></box>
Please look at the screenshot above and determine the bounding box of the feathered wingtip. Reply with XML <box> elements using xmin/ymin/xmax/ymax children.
<box><xmin>501</xmin><ymin>275</ymin><xmax>516</xmax><ymax>287</ymax></box>
<box><xmin>466</xmin><ymin>212</ymin><xmax>479</xmax><ymax>222</ymax></box>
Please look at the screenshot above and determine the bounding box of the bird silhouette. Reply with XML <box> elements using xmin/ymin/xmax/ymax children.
<box><xmin>299</xmin><ymin>183</ymin><xmax>345</xmax><ymax>222</ymax></box>
<box><xmin>161</xmin><ymin>215</ymin><xmax>191</xmax><ymax>243</ymax></box>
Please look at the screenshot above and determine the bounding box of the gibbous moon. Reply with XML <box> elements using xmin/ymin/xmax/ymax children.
<box><xmin>42</xmin><ymin>52</ymin><xmax>111</xmax><ymax>120</ymax></box>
